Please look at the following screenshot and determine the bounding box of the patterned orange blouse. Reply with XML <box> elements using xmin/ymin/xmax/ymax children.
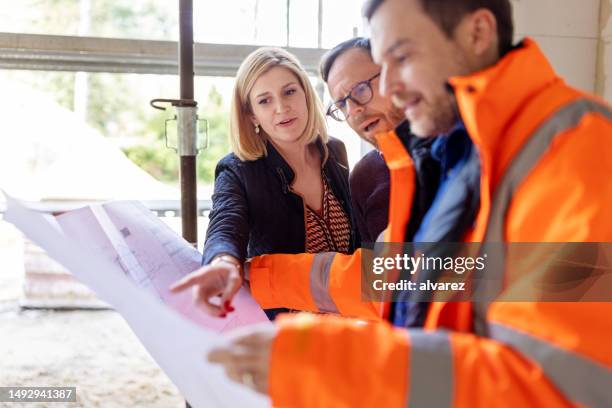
<box><xmin>304</xmin><ymin>175</ymin><xmax>351</xmax><ymax>254</ymax></box>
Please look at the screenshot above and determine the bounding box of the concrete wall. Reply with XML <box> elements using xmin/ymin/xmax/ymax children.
<box><xmin>596</xmin><ymin>0</ymin><xmax>612</xmax><ymax>101</ymax></box>
<box><xmin>511</xmin><ymin>0</ymin><xmax>604</xmax><ymax>98</ymax></box>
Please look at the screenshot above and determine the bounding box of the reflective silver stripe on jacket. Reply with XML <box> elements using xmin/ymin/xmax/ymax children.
<box><xmin>490</xmin><ymin>323</ymin><xmax>612</xmax><ymax>407</ymax></box>
<box><xmin>474</xmin><ymin>98</ymin><xmax>612</xmax><ymax>405</ymax></box>
<box><xmin>474</xmin><ymin>98</ymin><xmax>612</xmax><ymax>333</ymax></box>
<box><xmin>484</xmin><ymin>98</ymin><xmax>612</xmax><ymax>243</ymax></box>
<box><xmin>406</xmin><ymin>330</ymin><xmax>453</xmax><ymax>408</ymax></box>
<box><xmin>309</xmin><ymin>252</ymin><xmax>339</xmax><ymax>313</ymax></box>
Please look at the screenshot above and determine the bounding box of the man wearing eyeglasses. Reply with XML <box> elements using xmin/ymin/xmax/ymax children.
<box><xmin>321</xmin><ymin>37</ymin><xmax>440</xmax><ymax>243</ymax></box>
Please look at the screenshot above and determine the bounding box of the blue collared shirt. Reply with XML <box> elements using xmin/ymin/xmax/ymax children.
<box><xmin>393</xmin><ymin>122</ymin><xmax>481</xmax><ymax>327</ymax></box>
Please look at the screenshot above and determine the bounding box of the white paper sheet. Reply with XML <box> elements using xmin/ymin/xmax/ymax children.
<box><xmin>3</xmin><ymin>195</ymin><xmax>270</xmax><ymax>408</ymax></box>
<box><xmin>55</xmin><ymin>200</ymin><xmax>268</xmax><ymax>332</ymax></box>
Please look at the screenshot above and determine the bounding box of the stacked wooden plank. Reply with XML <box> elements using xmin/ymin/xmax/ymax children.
<box><xmin>21</xmin><ymin>240</ymin><xmax>109</xmax><ymax>309</ymax></box>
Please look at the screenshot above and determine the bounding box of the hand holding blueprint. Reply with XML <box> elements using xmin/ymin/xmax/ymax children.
<box><xmin>3</xmin><ymin>195</ymin><xmax>270</xmax><ymax>408</ymax></box>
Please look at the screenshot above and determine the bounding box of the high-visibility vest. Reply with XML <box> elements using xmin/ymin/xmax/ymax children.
<box><xmin>266</xmin><ymin>38</ymin><xmax>612</xmax><ymax>407</ymax></box>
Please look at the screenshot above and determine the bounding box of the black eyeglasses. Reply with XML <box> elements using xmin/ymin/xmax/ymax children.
<box><xmin>326</xmin><ymin>72</ymin><xmax>381</xmax><ymax>121</ymax></box>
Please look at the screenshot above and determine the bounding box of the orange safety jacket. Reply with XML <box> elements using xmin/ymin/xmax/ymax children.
<box><xmin>254</xmin><ymin>39</ymin><xmax>612</xmax><ymax>407</ymax></box>
<box><xmin>247</xmin><ymin>129</ymin><xmax>415</xmax><ymax>320</ymax></box>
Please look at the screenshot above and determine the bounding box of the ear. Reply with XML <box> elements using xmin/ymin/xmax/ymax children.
<box><xmin>458</xmin><ymin>9</ymin><xmax>498</xmax><ymax>58</ymax></box>
<box><xmin>249</xmin><ymin>114</ymin><xmax>259</xmax><ymax>127</ymax></box>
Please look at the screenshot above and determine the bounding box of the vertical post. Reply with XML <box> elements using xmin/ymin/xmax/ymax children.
<box><xmin>286</xmin><ymin>0</ymin><xmax>290</xmax><ymax>46</ymax></box>
<box><xmin>253</xmin><ymin>0</ymin><xmax>260</xmax><ymax>41</ymax></box>
<box><xmin>178</xmin><ymin>0</ymin><xmax>198</xmax><ymax>247</ymax></box>
<box><xmin>74</xmin><ymin>0</ymin><xmax>91</xmax><ymax>121</ymax></box>
<box><xmin>315</xmin><ymin>0</ymin><xmax>325</xmax><ymax>101</ymax></box>
<box><xmin>317</xmin><ymin>0</ymin><xmax>323</xmax><ymax>48</ymax></box>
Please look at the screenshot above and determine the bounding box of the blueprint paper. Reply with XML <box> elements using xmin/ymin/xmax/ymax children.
<box><xmin>55</xmin><ymin>200</ymin><xmax>268</xmax><ymax>332</ymax></box>
<box><xmin>3</xmin><ymin>195</ymin><xmax>270</xmax><ymax>408</ymax></box>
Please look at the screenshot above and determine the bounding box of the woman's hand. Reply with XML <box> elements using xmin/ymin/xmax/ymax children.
<box><xmin>169</xmin><ymin>258</ymin><xmax>243</xmax><ymax>317</ymax></box>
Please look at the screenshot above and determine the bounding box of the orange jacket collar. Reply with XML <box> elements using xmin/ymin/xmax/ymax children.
<box><xmin>449</xmin><ymin>38</ymin><xmax>558</xmax><ymax>157</ymax></box>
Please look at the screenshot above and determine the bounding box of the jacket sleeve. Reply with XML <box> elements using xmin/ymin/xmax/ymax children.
<box><xmin>269</xmin><ymin>314</ymin><xmax>579</xmax><ymax>408</ymax></box>
<box><xmin>349</xmin><ymin>161</ymin><xmax>372</xmax><ymax>243</ymax></box>
<box><xmin>201</xmin><ymin>158</ymin><xmax>250</xmax><ymax>265</ymax></box>
<box><xmin>247</xmin><ymin>249</ymin><xmax>383</xmax><ymax>319</ymax></box>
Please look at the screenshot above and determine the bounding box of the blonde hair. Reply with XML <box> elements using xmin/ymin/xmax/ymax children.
<box><xmin>229</xmin><ymin>47</ymin><xmax>328</xmax><ymax>161</ymax></box>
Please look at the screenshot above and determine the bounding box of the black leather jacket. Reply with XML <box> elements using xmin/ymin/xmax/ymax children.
<box><xmin>202</xmin><ymin>137</ymin><xmax>358</xmax><ymax>266</ymax></box>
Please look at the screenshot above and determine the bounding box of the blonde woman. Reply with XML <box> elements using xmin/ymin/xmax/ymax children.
<box><xmin>173</xmin><ymin>47</ymin><xmax>358</xmax><ymax>320</ymax></box>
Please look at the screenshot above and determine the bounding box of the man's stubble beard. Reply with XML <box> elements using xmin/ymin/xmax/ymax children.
<box><xmin>410</xmin><ymin>93</ymin><xmax>458</xmax><ymax>138</ymax></box>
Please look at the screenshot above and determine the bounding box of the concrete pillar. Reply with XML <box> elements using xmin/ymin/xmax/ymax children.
<box><xmin>596</xmin><ymin>0</ymin><xmax>612</xmax><ymax>101</ymax></box>
<box><xmin>511</xmin><ymin>0</ymin><xmax>601</xmax><ymax>94</ymax></box>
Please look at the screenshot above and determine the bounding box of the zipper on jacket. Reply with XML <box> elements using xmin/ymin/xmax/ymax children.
<box><xmin>276</xmin><ymin>167</ymin><xmax>289</xmax><ymax>194</ymax></box>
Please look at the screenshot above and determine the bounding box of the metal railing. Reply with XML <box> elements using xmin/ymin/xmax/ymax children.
<box><xmin>0</xmin><ymin>199</ymin><xmax>212</xmax><ymax>217</ymax></box>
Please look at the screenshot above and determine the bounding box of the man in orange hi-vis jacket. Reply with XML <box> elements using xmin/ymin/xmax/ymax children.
<box><xmin>172</xmin><ymin>0</ymin><xmax>612</xmax><ymax>406</ymax></box>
